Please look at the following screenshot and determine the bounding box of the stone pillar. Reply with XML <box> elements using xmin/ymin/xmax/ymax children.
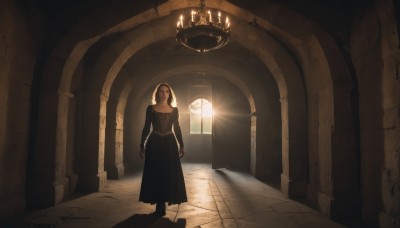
<box><xmin>115</xmin><ymin>110</ymin><xmax>125</xmax><ymax>176</ymax></box>
<box><xmin>281</xmin><ymin>96</ymin><xmax>308</xmax><ymax>198</ymax></box>
<box><xmin>250</xmin><ymin>113</ymin><xmax>256</xmax><ymax>176</ymax></box>
<box><xmin>105</xmin><ymin>100</ymin><xmax>124</xmax><ymax>179</ymax></box>
<box><xmin>78</xmin><ymin>93</ymin><xmax>107</xmax><ymax>191</ymax></box>
<box><xmin>378</xmin><ymin>1</ymin><xmax>400</xmax><ymax>226</ymax></box>
<box><xmin>53</xmin><ymin>91</ymin><xmax>74</xmax><ymax>204</ymax></box>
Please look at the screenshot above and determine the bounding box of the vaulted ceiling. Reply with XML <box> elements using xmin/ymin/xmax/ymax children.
<box><xmin>31</xmin><ymin>0</ymin><xmax>367</xmax><ymax>63</ymax></box>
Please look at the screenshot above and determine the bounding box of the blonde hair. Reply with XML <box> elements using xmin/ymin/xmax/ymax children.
<box><xmin>151</xmin><ymin>83</ymin><xmax>177</xmax><ymax>107</ymax></box>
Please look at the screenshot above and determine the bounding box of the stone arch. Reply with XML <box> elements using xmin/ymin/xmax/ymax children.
<box><xmin>123</xmin><ymin>64</ymin><xmax>263</xmax><ymax>171</ymax></box>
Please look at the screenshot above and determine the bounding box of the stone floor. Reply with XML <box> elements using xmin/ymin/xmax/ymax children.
<box><xmin>3</xmin><ymin>163</ymin><xmax>356</xmax><ymax>228</ymax></box>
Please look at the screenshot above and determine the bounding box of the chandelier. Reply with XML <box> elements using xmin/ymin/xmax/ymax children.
<box><xmin>176</xmin><ymin>0</ymin><xmax>231</xmax><ymax>53</ymax></box>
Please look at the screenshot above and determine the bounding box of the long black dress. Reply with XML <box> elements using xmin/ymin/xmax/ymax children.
<box><xmin>139</xmin><ymin>105</ymin><xmax>187</xmax><ymax>205</ymax></box>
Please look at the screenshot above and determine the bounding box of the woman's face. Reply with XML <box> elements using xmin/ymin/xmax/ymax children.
<box><xmin>158</xmin><ymin>85</ymin><xmax>170</xmax><ymax>102</ymax></box>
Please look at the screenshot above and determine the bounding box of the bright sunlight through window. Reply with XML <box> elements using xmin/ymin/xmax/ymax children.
<box><xmin>189</xmin><ymin>98</ymin><xmax>213</xmax><ymax>134</ymax></box>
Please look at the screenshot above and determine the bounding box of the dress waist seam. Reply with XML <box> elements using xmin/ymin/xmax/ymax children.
<box><xmin>152</xmin><ymin>130</ymin><xmax>173</xmax><ymax>137</ymax></box>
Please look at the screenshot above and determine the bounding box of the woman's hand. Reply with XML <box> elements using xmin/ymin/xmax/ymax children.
<box><xmin>139</xmin><ymin>148</ymin><xmax>145</xmax><ymax>159</ymax></box>
<box><xmin>179</xmin><ymin>148</ymin><xmax>185</xmax><ymax>158</ymax></box>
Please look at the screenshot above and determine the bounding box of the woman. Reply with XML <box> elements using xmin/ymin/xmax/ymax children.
<box><xmin>139</xmin><ymin>83</ymin><xmax>187</xmax><ymax>216</ymax></box>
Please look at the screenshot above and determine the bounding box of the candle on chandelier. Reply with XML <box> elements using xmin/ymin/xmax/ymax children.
<box><xmin>208</xmin><ymin>10</ymin><xmax>212</xmax><ymax>22</ymax></box>
<box><xmin>180</xmin><ymin>15</ymin><xmax>183</xmax><ymax>27</ymax></box>
<box><xmin>191</xmin><ymin>10</ymin><xmax>195</xmax><ymax>22</ymax></box>
<box><xmin>218</xmin><ymin>11</ymin><xmax>221</xmax><ymax>23</ymax></box>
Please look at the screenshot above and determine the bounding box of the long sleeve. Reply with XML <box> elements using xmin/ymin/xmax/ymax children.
<box><xmin>140</xmin><ymin>105</ymin><xmax>152</xmax><ymax>149</ymax></box>
<box><xmin>173</xmin><ymin>107</ymin><xmax>184</xmax><ymax>148</ymax></box>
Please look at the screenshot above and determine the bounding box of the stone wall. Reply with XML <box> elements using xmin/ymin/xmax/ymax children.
<box><xmin>0</xmin><ymin>0</ymin><xmax>40</xmax><ymax>217</ymax></box>
<box><xmin>351</xmin><ymin>0</ymin><xmax>400</xmax><ymax>226</ymax></box>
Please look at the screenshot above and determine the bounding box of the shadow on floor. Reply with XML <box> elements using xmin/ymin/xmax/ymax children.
<box><xmin>113</xmin><ymin>214</ymin><xmax>186</xmax><ymax>228</ymax></box>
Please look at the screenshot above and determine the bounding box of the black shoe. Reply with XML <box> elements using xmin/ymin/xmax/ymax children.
<box><xmin>150</xmin><ymin>210</ymin><xmax>166</xmax><ymax>217</ymax></box>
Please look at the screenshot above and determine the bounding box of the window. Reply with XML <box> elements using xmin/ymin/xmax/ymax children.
<box><xmin>189</xmin><ymin>98</ymin><xmax>213</xmax><ymax>134</ymax></box>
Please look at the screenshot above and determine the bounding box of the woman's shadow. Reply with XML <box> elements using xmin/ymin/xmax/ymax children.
<box><xmin>113</xmin><ymin>214</ymin><xmax>186</xmax><ymax>228</ymax></box>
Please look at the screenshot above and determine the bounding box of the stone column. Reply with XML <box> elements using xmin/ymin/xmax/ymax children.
<box><xmin>78</xmin><ymin>93</ymin><xmax>107</xmax><ymax>191</ymax></box>
<box><xmin>250</xmin><ymin>113</ymin><xmax>256</xmax><ymax>176</ymax></box>
<box><xmin>53</xmin><ymin>91</ymin><xmax>74</xmax><ymax>203</ymax></box>
<box><xmin>105</xmin><ymin>99</ymin><xmax>124</xmax><ymax>179</ymax></box>
<box><xmin>115</xmin><ymin>110</ymin><xmax>125</xmax><ymax>176</ymax></box>
<box><xmin>280</xmin><ymin>96</ymin><xmax>308</xmax><ymax>198</ymax></box>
